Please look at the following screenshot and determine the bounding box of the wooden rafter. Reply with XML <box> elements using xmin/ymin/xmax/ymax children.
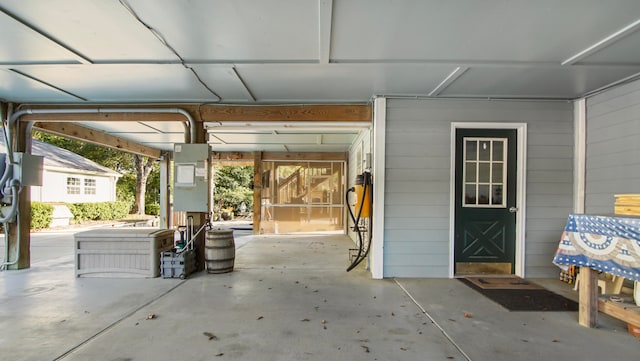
<box><xmin>33</xmin><ymin>122</ymin><xmax>162</xmax><ymax>159</ymax></box>
<box><xmin>200</xmin><ymin>104</ymin><xmax>371</xmax><ymax>122</ymax></box>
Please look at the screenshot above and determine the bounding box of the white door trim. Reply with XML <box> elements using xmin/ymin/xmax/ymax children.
<box><xmin>449</xmin><ymin>122</ymin><xmax>528</xmax><ymax>278</ymax></box>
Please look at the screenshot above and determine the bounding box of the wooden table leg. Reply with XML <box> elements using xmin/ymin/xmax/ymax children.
<box><xmin>578</xmin><ymin>267</ymin><xmax>598</xmax><ymax>327</ymax></box>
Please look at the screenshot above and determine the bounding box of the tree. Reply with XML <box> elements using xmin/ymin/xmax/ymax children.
<box><xmin>213</xmin><ymin>165</ymin><xmax>253</xmax><ymax>213</ymax></box>
<box><xmin>33</xmin><ymin>131</ymin><xmax>159</xmax><ymax>215</ymax></box>
<box><xmin>132</xmin><ymin>155</ymin><xmax>155</xmax><ymax>215</ymax></box>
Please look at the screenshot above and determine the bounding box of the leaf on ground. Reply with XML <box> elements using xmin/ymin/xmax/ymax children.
<box><xmin>203</xmin><ymin>332</ymin><xmax>218</xmax><ymax>340</ymax></box>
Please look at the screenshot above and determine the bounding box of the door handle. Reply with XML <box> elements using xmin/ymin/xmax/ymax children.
<box><xmin>509</xmin><ymin>207</ymin><xmax>518</xmax><ymax>213</ymax></box>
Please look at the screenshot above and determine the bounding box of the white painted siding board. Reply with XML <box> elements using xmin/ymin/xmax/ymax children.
<box><xmin>587</xmin><ymin>86</ymin><xmax>640</xmax><ymax>117</ymax></box>
<box><xmin>386</xmin><ymin>192</ymin><xmax>449</xmax><ymax>206</ymax></box>
<box><xmin>386</xmin><ymin>169</ymin><xmax>450</xmax><ymax>181</ymax></box>
<box><xmin>528</xmin><ymin>170</ymin><xmax>573</xmax><ymax>183</ymax></box>
<box><xmin>587</xmin><ymin>103</ymin><xmax>640</xmax><ymax>130</ymax></box>
<box><xmin>386</xmin><ymin>156</ymin><xmax>450</xmax><ymax>169</ymax></box>
<box><xmin>586</xmin><ymin>79</ymin><xmax>640</xmax><ymax>216</ymax></box>
<box><xmin>385</xmin><ymin>217</ymin><xmax>449</xmax><ymax>230</ymax></box>
<box><xmin>385</xmin><ymin>254</ymin><xmax>449</xmax><ymax>267</ymax></box>
<box><xmin>384</xmin><ymin>98</ymin><xmax>572</xmax><ymax>278</ymax></box>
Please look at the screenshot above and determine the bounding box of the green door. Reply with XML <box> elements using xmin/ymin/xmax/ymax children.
<box><xmin>454</xmin><ymin>129</ymin><xmax>517</xmax><ymax>275</ymax></box>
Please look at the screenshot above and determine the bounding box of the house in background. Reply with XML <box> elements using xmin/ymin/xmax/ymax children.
<box><xmin>1</xmin><ymin>138</ymin><xmax>121</xmax><ymax>226</ymax></box>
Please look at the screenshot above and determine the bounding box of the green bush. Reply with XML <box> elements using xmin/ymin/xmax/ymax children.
<box><xmin>145</xmin><ymin>202</ymin><xmax>160</xmax><ymax>216</ymax></box>
<box><xmin>31</xmin><ymin>202</ymin><xmax>53</xmax><ymax>229</ymax></box>
<box><xmin>67</xmin><ymin>201</ymin><xmax>131</xmax><ymax>222</ymax></box>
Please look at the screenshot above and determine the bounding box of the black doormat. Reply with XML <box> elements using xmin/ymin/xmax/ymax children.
<box><xmin>459</xmin><ymin>279</ymin><xmax>579</xmax><ymax>311</ymax></box>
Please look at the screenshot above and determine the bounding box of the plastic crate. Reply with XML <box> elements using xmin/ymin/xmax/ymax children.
<box><xmin>161</xmin><ymin>249</ymin><xmax>197</xmax><ymax>279</ymax></box>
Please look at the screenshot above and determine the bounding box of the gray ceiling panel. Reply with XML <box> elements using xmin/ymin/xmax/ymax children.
<box><xmin>0</xmin><ymin>68</ymin><xmax>81</xmax><ymax>102</ymax></box>
<box><xmin>78</xmin><ymin>121</ymin><xmax>187</xmax><ymax>134</ymax></box>
<box><xmin>442</xmin><ymin>66</ymin><xmax>640</xmax><ymax>98</ymax></box>
<box><xmin>0</xmin><ymin>10</ymin><xmax>82</xmax><ymax>64</ymax></box>
<box><xmin>578</xmin><ymin>31</ymin><xmax>640</xmax><ymax>65</ymax></box>
<box><xmin>124</xmin><ymin>0</ymin><xmax>319</xmax><ymax>61</ymax></box>
<box><xmin>0</xmin><ymin>0</ymin><xmax>178</xmax><ymax>62</ymax></box>
<box><xmin>332</xmin><ymin>0</ymin><xmax>640</xmax><ymax>63</ymax></box>
<box><xmin>237</xmin><ymin>64</ymin><xmax>459</xmax><ymax>102</ymax></box>
<box><xmin>188</xmin><ymin>65</ymin><xmax>255</xmax><ymax>102</ymax></box>
<box><xmin>11</xmin><ymin>64</ymin><xmax>221</xmax><ymax>102</ymax></box>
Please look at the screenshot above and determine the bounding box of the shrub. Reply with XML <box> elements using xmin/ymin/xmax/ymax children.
<box><xmin>31</xmin><ymin>202</ymin><xmax>53</xmax><ymax>229</ymax></box>
<box><xmin>67</xmin><ymin>201</ymin><xmax>131</xmax><ymax>222</ymax></box>
<box><xmin>145</xmin><ymin>202</ymin><xmax>160</xmax><ymax>216</ymax></box>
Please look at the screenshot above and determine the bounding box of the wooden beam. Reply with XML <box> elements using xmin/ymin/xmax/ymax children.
<box><xmin>211</xmin><ymin>152</ymin><xmax>254</xmax><ymax>162</ymax></box>
<box><xmin>7</xmin><ymin>121</ymin><xmax>33</xmax><ymax>270</ymax></box>
<box><xmin>578</xmin><ymin>267</ymin><xmax>599</xmax><ymax>328</ymax></box>
<box><xmin>200</xmin><ymin>104</ymin><xmax>372</xmax><ymax>122</ymax></box>
<box><xmin>598</xmin><ymin>295</ymin><xmax>640</xmax><ymax>326</ymax></box>
<box><xmin>262</xmin><ymin>151</ymin><xmax>347</xmax><ymax>161</ymax></box>
<box><xmin>253</xmin><ymin>151</ymin><xmax>262</xmax><ymax>235</ymax></box>
<box><xmin>33</xmin><ymin>122</ymin><xmax>162</xmax><ymax>159</ymax></box>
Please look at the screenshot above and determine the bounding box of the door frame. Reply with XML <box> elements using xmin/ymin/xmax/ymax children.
<box><xmin>449</xmin><ymin>122</ymin><xmax>527</xmax><ymax>278</ymax></box>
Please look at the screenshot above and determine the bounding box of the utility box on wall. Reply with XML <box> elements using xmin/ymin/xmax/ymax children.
<box><xmin>173</xmin><ymin>143</ymin><xmax>210</xmax><ymax>212</ymax></box>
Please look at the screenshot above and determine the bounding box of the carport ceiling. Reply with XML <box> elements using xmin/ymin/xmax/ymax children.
<box><xmin>2</xmin><ymin>0</ymin><xmax>640</xmax><ymax>152</ymax></box>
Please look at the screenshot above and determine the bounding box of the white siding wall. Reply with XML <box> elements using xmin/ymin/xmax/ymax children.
<box><xmin>31</xmin><ymin>170</ymin><xmax>118</xmax><ymax>203</ymax></box>
<box><xmin>384</xmin><ymin>98</ymin><xmax>573</xmax><ymax>278</ymax></box>
<box><xmin>348</xmin><ymin>129</ymin><xmax>372</xmax><ymax>242</ymax></box>
<box><xmin>585</xmin><ymin>79</ymin><xmax>640</xmax><ymax>214</ymax></box>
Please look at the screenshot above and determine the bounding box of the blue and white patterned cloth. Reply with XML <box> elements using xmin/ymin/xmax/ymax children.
<box><xmin>553</xmin><ymin>214</ymin><xmax>640</xmax><ymax>282</ymax></box>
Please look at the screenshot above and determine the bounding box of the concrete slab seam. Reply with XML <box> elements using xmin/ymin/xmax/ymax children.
<box><xmin>393</xmin><ymin>278</ymin><xmax>473</xmax><ymax>361</ymax></box>
<box><xmin>52</xmin><ymin>280</ymin><xmax>188</xmax><ymax>361</ymax></box>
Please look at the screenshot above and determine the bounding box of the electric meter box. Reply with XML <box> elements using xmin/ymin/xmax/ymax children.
<box><xmin>173</xmin><ymin>143</ymin><xmax>209</xmax><ymax>212</ymax></box>
<box><xmin>14</xmin><ymin>152</ymin><xmax>44</xmax><ymax>186</ymax></box>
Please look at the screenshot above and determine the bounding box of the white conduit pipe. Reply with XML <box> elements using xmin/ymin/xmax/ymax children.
<box><xmin>10</xmin><ymin>107</ymin><xmax>195</xmax><ymax>146</ymax></box>
<box><xmin>1</xmin><ymin>106</ymin><xmax>196</xmax><ymax>269</ymax></box>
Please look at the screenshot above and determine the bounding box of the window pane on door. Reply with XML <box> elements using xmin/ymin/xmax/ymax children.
<box><xmin>463</xmin><ymin>137</ymin><xmax>508</xmax><ymax>208</ymax></box>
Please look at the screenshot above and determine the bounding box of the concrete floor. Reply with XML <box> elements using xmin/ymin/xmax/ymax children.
<box><xmin>1</xmin><ymin>227</ymin><xmax>638</xmax><ymax>361</ymax></box>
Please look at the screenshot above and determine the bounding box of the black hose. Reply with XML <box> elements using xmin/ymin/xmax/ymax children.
<box><xmin>347</xmin><ymin>181</ymin><xmax>369</xmax><ymax>272</ymax></box>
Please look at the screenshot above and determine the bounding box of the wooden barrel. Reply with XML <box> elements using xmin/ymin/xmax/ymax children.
<box><xmin>205</xmin><ymin>229</ymin><xmax>235</xmax><ymax>274</ymax></box>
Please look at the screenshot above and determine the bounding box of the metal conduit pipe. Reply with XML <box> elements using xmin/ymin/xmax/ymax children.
<box><xmin>1</xmin><ymin>106</ymin><xmax>196</xmax><ymax>269</ymax></box>
<box><xmin>1</xmin><ymin>200</ymin><xmax>21</xmax><ymax>269</ymax></box>
<box><xmin>9</xmin><ymin>107</ymin><xmax>196</xmax><ymax>146</ymax></box>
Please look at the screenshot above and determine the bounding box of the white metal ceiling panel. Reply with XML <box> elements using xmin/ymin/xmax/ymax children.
<box><xmin>331</xmin><ymin>0</ymin><xmax>640</xmax><ymax>64</ymax></box>
<box><xmin>0</xmin><ymin>68</ymin><xmax>80</xmax><ymax>102</ymax></box>
<box><xmin>441</xmin><ymin>66</ymin><xmax>640</xmax><ymax>98</ymax></box>
<box><xmin>209</xmin><ymin>142</ymin><xmax>351</xmax><ymax>153</ymax></box>
<box><xmin>104</xmin><ymin>132</ymin><xmax>185</xmax><ymax>144</ymax></box>
<box><xmin>210</xmin><ymin>133</ymin><xmax>356</xmax><ymax>145</ymax></box>
<box><xmin>0</xmin><ymin>9</ymin><xmax>82</xmax><ymax>64</ymax></box>
<box><xmin>143</xmin><ymin>142</ymin><xmax>178</xmax><ymax>150</ymax></box>
<box><xmin>125</xmin><ymin>0</ymin><xmax>319</xmax><ymax>61</ymax></box>
<box><xmin>578</xmin><ymin>33</ymin><xmax>640</xmax><ymax>65</ymax></box>
<box><xmin>236</xmin><ymin>64</ymin><xmax>459</xmax><ymax>101</ymax></box>
<box><xmin>11</xmin><ymin>64</ymin><xmax>220</xmax><ymax>102</ymax></box>
<box><xmin>188</xmin><ymin>65</ymin><xmax>255</xmax><ymax>102</ymax></box>
<box><xmin>136</xmin><ymin>121</ymin><xmax>188</xmax><ymax>134</ymax></box>
<box><xmin>78</xmin><ymin>121</ymin><xmax>187</xmax><ymax>134</ymax></box>
<box><xmin>0</xmin><ymin>0</ymin><xmax>178</xmax><ymax>62</ymax></box>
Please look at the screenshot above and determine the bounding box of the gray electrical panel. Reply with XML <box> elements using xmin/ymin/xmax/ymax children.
<box><xmin>13</xmin><ymin>152</ymin><xmax>44</xmax><ymax>186</ymax></box>
<box><xmin>173</xmin><ymin>143</ymin><xmax>210</xmax><ymax>212</ymax></box>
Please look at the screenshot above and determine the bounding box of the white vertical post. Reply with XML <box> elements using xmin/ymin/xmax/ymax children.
<box><xmin>574</xmin><ymin>98</ymin><xmax>587</xmax><ymax>214</ymax></box>
<box><xmin>371</xmin><ymin>97</ymin><xmax>386</xmax><ymax>279</ymax></box>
